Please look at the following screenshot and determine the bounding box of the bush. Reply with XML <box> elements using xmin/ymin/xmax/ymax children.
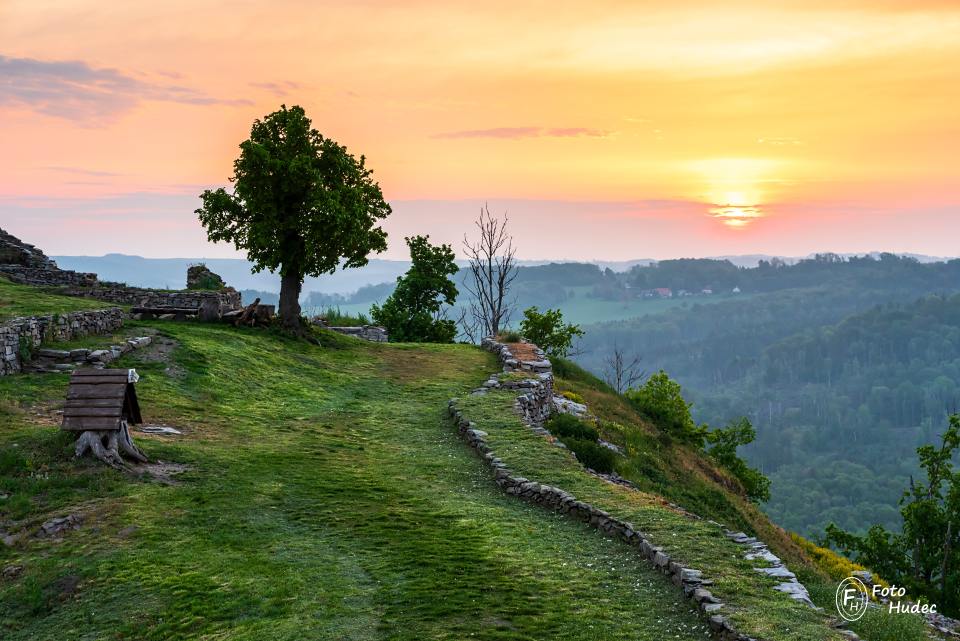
<box><xmin>546</xmin><ymin>413</ymin><xmax>599</xmax><ymax>441</ymax></box>
<box><xmin>322</xmin><ymin>307</ymin><xmax>370</xmax><ymax>327</ymax></box>
<box><xmin>498</xmin><ymin>330</ymin><xmax>522</xmax><ymax>343</ymax></box>
<box><xmin>625</xmin><ymin>370</ymin><xmax>704</xmax><ymax>443</ymax></box>
<box><xmin>560</xmin><ymin>390</ymin><xmax>585</xmax><ymax>404</ymax></box>
<box><xmin>565</xmin><ymin>438</ymin><xmax>617</xmax><ymax>474</ymax></box>
<box><xmin>518</xmin><ymin>307</ymin><xmax>584</xmax><ymax>358</ymax></box>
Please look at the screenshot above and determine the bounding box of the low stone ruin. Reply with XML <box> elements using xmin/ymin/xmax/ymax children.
<box><xmin>0</xmin><ymin>229</ymin><xmax>243</xmax><ymax>320</ymax></box>
<box><xmin>26</xmin><ymin>336</ymin><xmax>154</xmax><ymax>373</ymax></box>
<box><xmin>0</xmin><ymin>227</ymin><xmax>97</xmax><ymax>287</ymax></box>
<box><xmin>311</xmin><ymin>318</ymin><xmax>388</xmax><ymax>342</ymax></box>
<box><xmin>186</xmin><ymin>263</ymin><xmax>226</xmax><ymax>290</ymax></box>
<box><xmin>0</xmin><ymin>308</ymin><xmax>125</xmax><ymax>375</ymax></box>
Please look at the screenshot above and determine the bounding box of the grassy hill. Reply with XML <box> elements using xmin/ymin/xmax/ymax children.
<box><xmin>0</xmin><ymin>276</ymin><xmax>114</xmax><ymax>322</ymax></box>
<box><xmin>0</xmin><ymin>283</ymin><xmax>932</xmax><ymax>640</ymax></box>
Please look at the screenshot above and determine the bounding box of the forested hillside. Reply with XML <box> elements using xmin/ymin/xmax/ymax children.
<box><xmin>575</xmin><ymin>256</ymin><xmax>960</xmax><ymax>537</ymax></box>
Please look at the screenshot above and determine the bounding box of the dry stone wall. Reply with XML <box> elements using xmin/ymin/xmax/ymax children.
<box><xmin>0</xmin><ymin>308</ymin><xmax>124</xmax><ymax>376</ymax></box>
<box><xmin>454</xmin><ymin>336</ymin><xmax>815</xmax><ymax>641</ymax></box>
<box><xmin>323</xmin><ymin>325</ymin><xmax>389</xmax><ymax>342</ymax></box>
<box><xmin>61</xmin><ymin>286</ymin><xmax>242</xmax><ymax>313</ymax></box>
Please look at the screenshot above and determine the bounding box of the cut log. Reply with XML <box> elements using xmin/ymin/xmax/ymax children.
<box><xmin>74</xmin><ymin>421</ymin><xmax>147</xmax><ymax>469</ymax></box>
<box><xmin>234</xmin><ymin>297</ymin><xmax>260</xmax><ymax>327</ymax></box>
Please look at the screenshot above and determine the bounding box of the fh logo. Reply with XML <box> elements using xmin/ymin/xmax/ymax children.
<box><xmin>836</xmin><ymin>576</ymin><xmax>869</xmax><ymax>622</ymax></box>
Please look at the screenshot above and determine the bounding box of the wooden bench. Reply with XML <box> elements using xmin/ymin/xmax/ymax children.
<box><xmin>63</xmin><ymin>368</ymin><xmax>147</xmax><ymax>468</ymax></box>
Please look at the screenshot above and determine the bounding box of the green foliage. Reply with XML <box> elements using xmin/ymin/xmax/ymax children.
<box><xmin>546</xmin><ymin>413</ymin><xmax>599</xmax><ymax>442</ymax></box>
<box><xmin>0</xmin><ymin>321</ymin><xmax>719</xmax><ymax>641</ymax></box>
<box><xmin>824</xmin><ymin>415</ymin><xmax>960</xmax><ymax>616</ymax></box>
<box><xmin>370</xmin><ymin>235</ymin><xmax>458</xmax><ymax>343</ymax></box>
<box><xmin>196</xmin><ymin>105</ymin><xmax>390</xmax><ymax>329</ymax></box>
<box><xmin>186</xmin><ymin>264</ymin><xmax>226</xmax><ymax>290</ymax></box>
<box><xmin>564</xmin><ymin>438</ymin><xmax>617</xmax><ymax>474</ymax></box>
<box><xmin>498</xmin><ymin>330</ymin><xmax>522</xmax><ymax>343</ymax></box>
<box><xmin>322</xmin><ymin>307</ymin><xmax>370</xmax><ymax>327</ymax></box>
<box><xmin>518</xmin><ymin>306</ymin><xmax>584</xmax><ymax>358</ymax></box>
<box><xmin>625</xmin><ymin>371</ymin><xmax>704</xmax><ymax>444</ymax></box>
<box><xmin>0</xmin><ymin>276</ymin><xmax>114</xmax><ymax>322</ymax></box>
<box><xmin>705</xmin><ymin>418</ymin><xmax>771</xmax><ymax>503</ymax></box>
<box><xmin>17</xmin><ymin>336</ymin><xmax>33</xmax><ymax>363</ymax></box>
<box><xmin>550</xmin><ymin>356</ymin><xmax>615</xmax><ymax>394</ymax></box>
<box><xmin>560</xmin><ymin>390</ymin><xmax>585</xmax><ymax>404</ymax></box>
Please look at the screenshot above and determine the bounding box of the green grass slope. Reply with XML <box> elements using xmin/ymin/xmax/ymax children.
<box><xmin>0</xmin><ymin>276</ymin><xmax>113</xmax><ymax>322</ymax></box>
<box><xmin>1</xmin><ymin>322</ymin><xmax>716</xmax><ymax>640</ymax></box>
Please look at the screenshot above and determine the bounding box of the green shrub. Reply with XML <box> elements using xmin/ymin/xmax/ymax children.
<box><xmin>560</xmin><ymin>390</ymin><xmax>585</xmax><ymax>404</ymax></box>
<box><xmin>546</xmin><ymin>413</ymin><xmax>599</xmax><ymax>441</ymax></box>
<box><xmin>625</xmin><ymin>370</ymin><xmax>704</xmax><ymax>444</ymax></box>
<box><xmin>519</xmin><ymin>307</ymin><xmax>583</xmax><ymax>358</ymax></box>
<box><xmin>498</xmin><ymin>330</ymin><xmax>522</xmax><ymax>343</ymax></box>
<box><xmin>551</xmin><ymin>356</ymin><xmax>616</xmax><ymax>393</ymax></box>
<box><xmin>322</xmin><ymin>307</ymin><xmax>370</xmax><ymax>327</ymax></box>
<box><xmin>565</xmin><ymin>438</ymin><xmax>617</xmax><ymax>474</ymax></box>
<box><xmin>18</xmin><ymin>336</ymin><xmax>33</xmax><ymax>363</ymax></box>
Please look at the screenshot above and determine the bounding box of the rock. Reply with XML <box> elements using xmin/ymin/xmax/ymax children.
<box><xmin>2</xmin><ymin>564</ymin><xmax>23</xmax><ymax>579</ymax></box>
<box><xmin>39</xmin><ymin>514</ymin><xmax>81</xmax><ymax>537</ymax></box>
<box><xmin>756</xmin><ymin>565</ymin><xmax>795</xmax><ymax>579</ymax></box>
<box><xmin>69</xmin><ymin>348</ymin><xmax>90</xmax><ymax>360</ymax></box>
<box><xmin>137</xmin><ymin>425</ymin><xmax>182</xmax><ymax>435</ymax></box>
<box><xmin>36</xmin><ymin>348</ymin><xmax>69</xmax><ymax>359</ymax></box>
<box><xmin>186</xmin><ymin>263</ymin><xmax>226</xmax><ymax>290</ymax></box>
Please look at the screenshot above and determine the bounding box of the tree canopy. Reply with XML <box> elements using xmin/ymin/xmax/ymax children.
<box><xmin>371</xmin><ymin>235</ymin><xmax>459</xmax><ymax>343</ymax></box>
<box><xmin>196</xmin><ymin>104</ymin><xmax>390</xmax><ymax>331</ymax></box>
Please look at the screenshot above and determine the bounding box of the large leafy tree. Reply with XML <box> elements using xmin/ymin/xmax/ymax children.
<box><xmin>371</xmin><ymin>235</ymin><xmax>459</xmax><ymax>343</ymax></box>
<box><xmin>196</xmin><ymin>105</ymin><xmax>390</xmax><ymax>332</ymax></box>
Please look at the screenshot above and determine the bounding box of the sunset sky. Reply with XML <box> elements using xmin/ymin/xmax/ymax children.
<box><xmin>1</xmin><ymin>0</ymin><xmax>958</xmax><ymax>261</ymax></box>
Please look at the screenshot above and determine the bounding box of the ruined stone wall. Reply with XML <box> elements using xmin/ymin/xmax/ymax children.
<box><xmin>60</xmin><ymin>286</ymin><xmax>242</xmax><ymax>313</ymax></box>
<box><xmin>480</xmin><ymin>337</ymin><xmax>553</xmax><ymax>427</ymax></box>
<box><xmin>0</xmin><ymin>308</ymin><xmax>124</xmax><ymax>376</ymax></box>
<box><xmin>324</xmin><ymin>325</ymin><xmax>389</xmax><ymax>342</ymax></box>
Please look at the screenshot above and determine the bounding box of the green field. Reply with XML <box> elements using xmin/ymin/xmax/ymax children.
<box><xmin>0</xmin><ymin>281</ymin><xmax>931</xmax><ymax>641</ymax></box>
<box><xmin>0</xmin><ymin>277</ymin><xmax>114</xmax><ymax>322</ymax></box>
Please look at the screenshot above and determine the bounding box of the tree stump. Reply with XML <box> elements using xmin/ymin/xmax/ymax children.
<box><xmin>74</xmin><ymin>421</ymin><xmax>147</xmax><ymax>469</ymax></box>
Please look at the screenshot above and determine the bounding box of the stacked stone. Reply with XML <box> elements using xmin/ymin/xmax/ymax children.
<box><xmin>322</xmin><ymin>325</ymin><xmax>389</xmax><ymax>342</ymax></box>
<box><xmin>0</xmin><ymin>228</ymin><xmax>98</xmax><ymax>286</ymax></box>
<box><xmin>0</xmin><ymin>265</ymin><xmax>98</xmax><ymax>287</ymax></box>
<box><xmin>479</xmin><ymin>337</ymin><xmax>554</xmax><ymax>427</ymax></box>
<box><xmin>0</xmin><ymin>227</ymin><xmax>55</xmax><ymax>268</ymax></box>
<box><xmin>447</xmin><ymin>396</ymin><xmax>755</xmax><ymax>641</ymax></box>
<box><xmin>62</xmin><ymin>287</ymin><xmax>242</xmax><ymax>313</ymax></box>
<box><xmin>0</xmin><ymin>308</ymin><xmax>124</xmax><ymax>375</ymax></box>
<box><xmin>27</xmin><ymin>336</ymin><xmax>153</xmax><ymax>373</ymax></box>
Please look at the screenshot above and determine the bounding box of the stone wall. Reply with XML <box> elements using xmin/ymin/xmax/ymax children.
<box><xmin>479</xmin><ymin>337</ymin><xmax>553</xmax><ymax>426</ymax></box>
<box><xmin>0</xmin><ymin>308</ymin><xmax>124</xmax><ymax>376</ymax></box>
<box><xmin>0</xmin><ymin>265</ymin><xmax>98</xmax><ymax>287</ymax></box>
<box><xmin>447</xmin><ymin>395</ymin><xmax>751</xmax><ymax>640</ymax></box>
<box><xmin>319</xmin><ymin>324</ymin><xmax>389</xmax><ymax>342</ymax></box>
<box><xmin>455</xmin><ymin>338</ymin><xmax>807</xmax><ymax>641</ymax></box>
<box><xmin>0</xmin><ymin>228</ymin><xmax>55</xmax><ymax>268</ymax></box>
<box><xmin>61</xmin><ymin>286</ymin><xmax>242</xmax><ymax>313</ymax></box>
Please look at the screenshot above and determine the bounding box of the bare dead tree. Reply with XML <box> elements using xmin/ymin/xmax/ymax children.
<box><xmin>603</xmin><ymin>344</ymin><xmax>646</xmax><ymax>394</ymax></box>
<box><xmin>461</xmin><ymin>204</ymin><xmax>518</xmax><ymax>340</ymax></box>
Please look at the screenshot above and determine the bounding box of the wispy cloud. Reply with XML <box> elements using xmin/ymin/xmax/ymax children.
<box><xmin>249</xmin><ymin>80</ymin><xmax>301</xmax><ymax>96</ymax></box>
<box><xmin>0</xmin><ymin>54</ymin><xmax>252</xmax><ymax>124</ymax></box>
<box><xmin>433</xmin><ymin>126</ymin><xmax>611</xmax><ymax>140</ymax></box>
<box><xmin>42</xmin><ymin>166</ymin><xmax>123</xmax><ymax>177</ymax></box>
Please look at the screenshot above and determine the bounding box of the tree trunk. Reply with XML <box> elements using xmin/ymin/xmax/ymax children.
<box><xmin>279</xmin><ymin>271</ymin><xmax>303</xmax><ymax>332</ymax></box>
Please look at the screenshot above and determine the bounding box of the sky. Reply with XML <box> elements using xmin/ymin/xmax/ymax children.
<box><xmin>1</xmin><ymin>0</ymin><xmax>958</xmax><ymax>261</ymax></box>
